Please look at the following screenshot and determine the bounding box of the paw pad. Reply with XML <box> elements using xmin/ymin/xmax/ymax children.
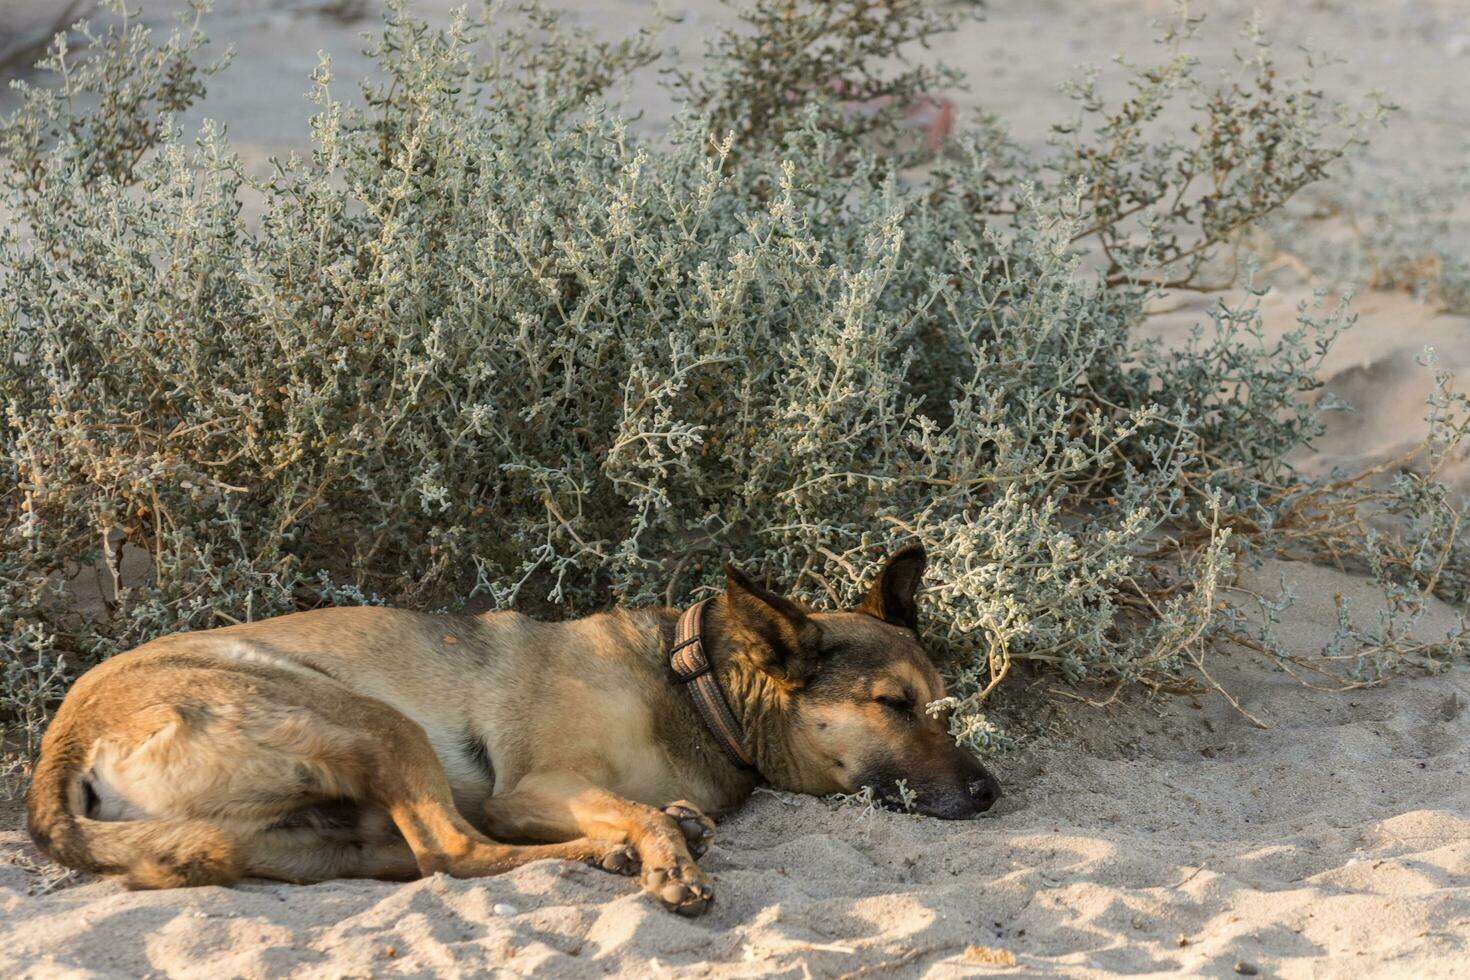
<box><xmin>663</xmin><ymin>802</ymin><xmax>716</xmax><ymax>858</ymax></box>
<box><xmin>597</xmin><ymin>845</ymin><xmax>640</xmax><ymax>876</ymax></box>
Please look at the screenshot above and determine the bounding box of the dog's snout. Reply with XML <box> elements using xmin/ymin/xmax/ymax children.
<box><xmin>967</xmin><ymin>775</ymin><xmax>1001</xmax><ymax>811</ymax></box>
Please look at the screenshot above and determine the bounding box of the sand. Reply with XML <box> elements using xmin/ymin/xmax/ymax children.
<box><xmin>4</xmin><ymin>561</ymin><xmax>1467</xmax><ymax>978</ymax></box>
<box><xmin>3</xmin><ymin>1</ymin><xmax>1469</xmax><ymax>977</ymax></box>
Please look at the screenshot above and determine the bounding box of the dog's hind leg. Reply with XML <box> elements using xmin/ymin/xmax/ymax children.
<box><xmin>237</xmin><ymin>802</ymin><xmax>421</xmax><ymax>882</ymax></box>
<box><xmin>241</xmin><ymin>827</ymin><xmax>421</xmax><ymax>882</ymax></box>
<box><xmin>38</xmin><ymin>667</ymin><xmax>635</xmax><ymax>887</ymax></box>
<box><xmin>359</xmin><ymin>715</ymin><xmax>640</xmax><ymax>880</ymax></box>
<box><xmin>479</xmin><ymin>771</ymin><xmax>715</xmax><ymax>916</ymax></box>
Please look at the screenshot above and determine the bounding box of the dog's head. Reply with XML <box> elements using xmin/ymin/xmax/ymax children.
<box><xmin>715</xmin><ymin>546</ymin><xmax>1001</xmax><ymax>819</ymax></box>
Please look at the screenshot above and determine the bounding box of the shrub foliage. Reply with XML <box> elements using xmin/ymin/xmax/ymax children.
<box><xmin>2</xmin><ymin>1</ymin><xmax>1467</xmax><ymax>774</ymax></box>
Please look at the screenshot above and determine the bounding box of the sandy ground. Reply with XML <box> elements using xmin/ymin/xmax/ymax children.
<box><xmin>2</xmin><ymin>1</ymin><xmax>1469</xmax><ymax>977</ymax></box>
<box><xmin>3</xmin><ymin>562</ymin><xmax>1467</xmax><ymax>978</ymax></box>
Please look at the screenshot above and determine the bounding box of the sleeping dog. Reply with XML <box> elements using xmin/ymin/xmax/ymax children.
<box><xmin>27</xmin><ymin>545</ymin><xmax>1000</xmax><ymax>916</ymax></box>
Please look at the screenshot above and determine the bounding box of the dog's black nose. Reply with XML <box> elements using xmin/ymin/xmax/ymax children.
<box><xmin>967</xmin><ymin>776</ymin><xmax>1001</xmax><ymax>811</ymax></box>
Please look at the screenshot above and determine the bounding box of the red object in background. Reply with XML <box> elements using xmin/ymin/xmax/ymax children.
<box><xmin>835</xmin><ymin>83</ymin><xmax>956</xmax><ymax>154</ymax></box>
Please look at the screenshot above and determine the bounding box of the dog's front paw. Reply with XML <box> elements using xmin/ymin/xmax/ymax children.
<box><xmin>589</xmin><ymin>842</ymin><xmax>641</xmax><ymax>877</ymax></box>
<box><xmin>663</xmin><ymin>802</ymin><xmax>716</xmax><ymax>860</ymax></box>
<box><xmin>643</xmin><ymin>861</ymin><xmax>713</xmax><ymax>917</ymax></box>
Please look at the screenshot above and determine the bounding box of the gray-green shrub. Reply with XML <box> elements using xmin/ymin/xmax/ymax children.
<box><xmin>2</xmin><ymin>1</ymin><xmax>1466</xmax><ymax>783</ymax></box>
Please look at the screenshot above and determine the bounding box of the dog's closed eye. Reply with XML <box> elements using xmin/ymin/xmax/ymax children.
<box><xmin>874</xmin><ymin>693</ymin><xmax>915</xmax><ymax>715</ymax></box>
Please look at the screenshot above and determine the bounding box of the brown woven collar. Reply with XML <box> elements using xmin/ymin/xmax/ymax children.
<box><xmin>670</xmin><ymin>599</ymin><xmax>757</xmax><ymax>771</ymax></box>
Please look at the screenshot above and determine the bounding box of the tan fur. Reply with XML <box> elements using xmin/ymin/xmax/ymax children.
<box><xmin>27</xmin><ymin>549</ymin><xmax>999</xmax><ymax>915</ymax></box>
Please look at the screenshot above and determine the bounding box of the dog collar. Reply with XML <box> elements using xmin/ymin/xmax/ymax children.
<box><xmin>670</xmin><ymin>599</ymin><xmax>757</xmax><ymax>771</ymax></box>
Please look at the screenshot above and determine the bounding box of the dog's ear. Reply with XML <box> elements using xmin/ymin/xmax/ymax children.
<box><xmin>855</xmin><ymin>544</ymin><xmax>926</xmax><ymax>631</ymax></box>
<box><xmin>723</xmin><ymin>562</ymin><xmax>823</xmax><ymax>683</ymax></box>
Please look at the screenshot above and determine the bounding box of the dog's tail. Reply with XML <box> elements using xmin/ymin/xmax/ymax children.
<box><xmin>25</xmin><ymin>735</ymin><xmax>240</xmax><ymax>890</ymax></box>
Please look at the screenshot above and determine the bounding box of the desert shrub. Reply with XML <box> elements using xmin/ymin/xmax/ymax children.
<box><xmin>2</xmin><ymin>0</ymin><xmax>1467</xmax><ymax>784</ymax></box>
